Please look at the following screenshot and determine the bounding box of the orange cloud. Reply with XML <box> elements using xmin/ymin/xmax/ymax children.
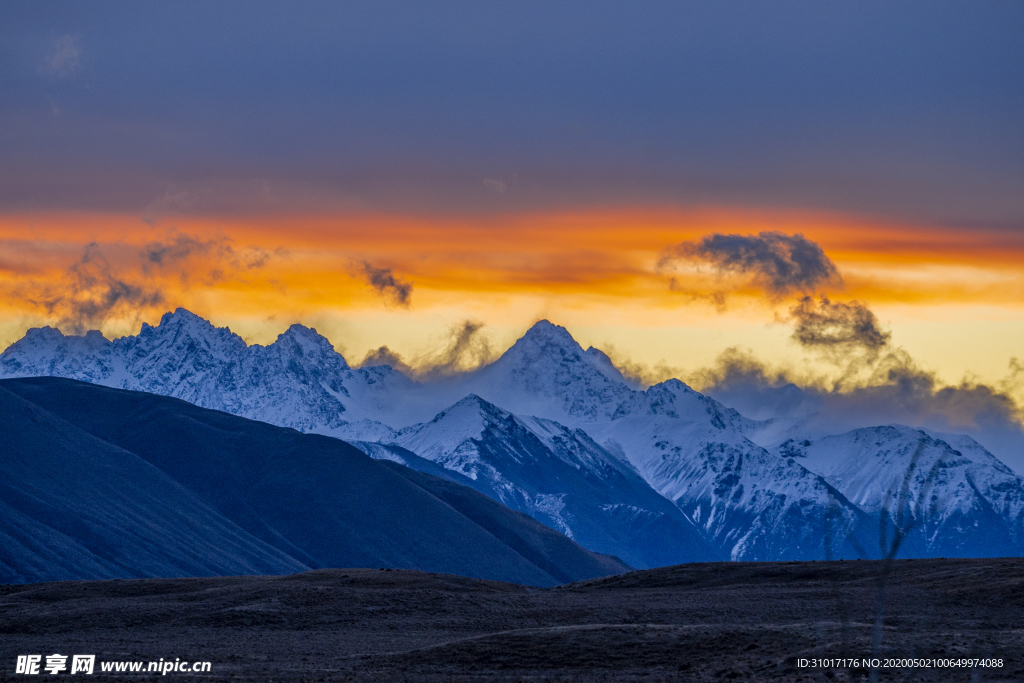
<box><xmin>1</xmin><ymin>206</ymin><xmax>1023</xmax><ymax>334</ymax></box>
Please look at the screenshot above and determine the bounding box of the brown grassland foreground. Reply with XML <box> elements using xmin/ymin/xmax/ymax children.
<box><xmin>1</xmin><ymin>558</ymin><xmax>1022</xmax><ymax>682</ymax></box>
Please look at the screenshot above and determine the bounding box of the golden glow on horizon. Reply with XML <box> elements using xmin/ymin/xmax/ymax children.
<box><xmin>1</xmin><ymin>207</ymin><xmax>1022</xmax><ymax>387</ymax></box>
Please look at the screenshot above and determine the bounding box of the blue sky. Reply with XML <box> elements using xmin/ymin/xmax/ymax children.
<box><xmin>1</xmin><ymin>1</ymin><xmax>1021</xmax><ymax>224</ymax></box>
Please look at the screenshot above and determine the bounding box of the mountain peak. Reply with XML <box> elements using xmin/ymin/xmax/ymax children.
<box><xmin>155</xmin><ymin>307</ymin><xmax>208</xmax><ymax>328</ymax></box>
<box><xmin>398</xmin><ymin>394</ymin><xmax>508</xmax><ymax>458</ymax></box>
<box><xmin>465</xmin><ymin>320</ymin><xmax>635</xmax><ymax>421</ymax></box>
<box><xmin>129</xmin><ymin>309</ymin><xmax>247</xmax><ymax>364</ymax></box>
<box><xmin>279</xmin><ymin>323</ymin><xmax>332</xmax><ymax>347</ymax></box>
<box><xmin>20</xmin><ymin>325</ymin><xmax>65</xmax><ymax>342</ymax></box>
<box><xmin>447</xmin><ymin>393</ymin><xmax>509</xmax><ymax>420</ymax></box>
<box><xmin>584</xmin><ymin>347</ymin><xmax>633</xmax><ymax>386</ymax></box>
<box><xmin>500</xmin><ymin>320</ymin><xmax>588</xmax><ymax>368</ymax></box>
<box><xmin>520</xmin><ymin>319</ymin><xmax>580</xmax><ymax>348</ymax></box>
<box><xmin>11</xmin><ymin>326</ymin><xmax>110</xmax><ymax>351</ymax></box>
<box><xmin>270</xmin><ymin>324</ymin><xmax>350</xmax><ymax>369</ymax></box>
<box><xmin>138</xmin><ymin>308</ymin><xmax>228</xmax><ymax>341</ymax></box>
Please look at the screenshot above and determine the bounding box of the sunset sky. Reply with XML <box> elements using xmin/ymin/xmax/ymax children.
<box><xmin>1</xmin><ymin>2</ymin><xmax>1022</xmax><ymax>395</ymax></box>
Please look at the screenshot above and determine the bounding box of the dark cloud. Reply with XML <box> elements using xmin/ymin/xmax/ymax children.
<box><xmin>352</xmin><ymin>261</ymin><xmax>412</xmax><ymax>306</ymax></box>
<box><xmin>10</xmin><ymin>232</ymin><xmax>279</xmax><ymax>333</ymax></box>
<box><xmin>142</xmin><ymin>233</ymin><xmax>276</xmax><ymax>285</ymax></box>
<box><xmin>358</xmin><ymin>345</ymin><xmax>416</xmax><ymax>376</ymax></box>
<box><xmin>21</xmin><ymin>243</ymin><xmax>164</xmax><ymax>334</ymax></box>
<box><xmin>660</xmin><ymin>232</ymin><xmax>841</xmax><ymax>297</ymax></box>
<box><xmin>416</xmin><ymin>321</ymin><xmax>494</xmax><ymax>378</ymax></box>
<box><xmin>790</xmin><ymin>295</ymin><xmax>891</xmax><ymax>362</ymax></box>
<box><xmin>689</xmin><ymin>347</ymin><xmax>795</xmax><ymax>395</ymax></box>
<box><xmin>142</xmin><ymin>233</ymin><xmax>219</xmax><ymax>269</ymax></box>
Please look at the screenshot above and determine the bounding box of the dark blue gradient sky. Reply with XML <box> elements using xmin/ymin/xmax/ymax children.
<box><xmin>1</xmin><ymin>1</ymin><xmax>1022</xmax><ymax>224</ymax></box>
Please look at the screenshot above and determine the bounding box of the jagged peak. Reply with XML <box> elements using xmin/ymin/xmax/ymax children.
<box><xmin>278</xmin><ymin>323</ymin><xmax>331</xmax><ymax>346</ymax></box>
<box><xmin>650</xmin><ymin>377</ymin><xmax>696</xmax><ymax>393</ymax></box>
<box><xmin>493</xmin><ymin>320</ymin><xmax>596</xmax><ymax>374</ymax></box>
<box><xmin>131</xmin><ymin>309</ymin><xmax>248</xmax><ymax>357</ymax></box>
<box><xmin>14</xmin><ymin>326</ymin><xmax>110</xmax><ymax>347</ymax></box>
<box><xmin>154</xmin><ymin>307</ymin><xmax>208</xmax><ymax>328</ymax></box>
<box><xmin>138</xmin><ymin>308</ymin><xmax>225</xmax><ymax>338</ymax></box>
<box><xmin>516</xmin><ymin>320</ymin><xmax>583</xmax><ymax>351</ymax></box>
<box><xmin>273</xmin><ymin>324</ymin><xmax>349</xmax><ymax>367</ymax></box>
<box><xmin>582</xmin><ymin>346</ymin><xmax>632</xmax><ymax>385</ymax></box>
<box><xmin>845</xmin><ymin>424</ymin><xmax>930</xmax><ymax>440</ymax></box>
<box><xmin>21</xmin><ymin>325</ymin><xmax>66</xmax><ymax>341</ymax></box>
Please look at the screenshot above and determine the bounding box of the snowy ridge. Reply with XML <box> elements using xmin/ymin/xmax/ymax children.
<box><xmin>4</xmin><ymin>309</ymin><xmax>1023</xmax><ymax>563</ymax></box>
<box><xmin>0</xmin><ymin>309</ymin><xmax>412</xmax><ymax>433</ymax></box>
<box><xmin>586</xmin><ymin>415</ymin><xmax>872</xmax><ymax>560</ymax></box>
<box><xmin>777</xmin><ymin>426</ymin><xmax>1024</xmax><ymax>557</ymax></box>
<box><xmin>612</xmin><ymin>378</ymin><xmax>763</xmax><ymax>433</ymax></box>
<box><xmin>464</xmin><ymin>321</ymin><xmax>636</xmax><ymax>422</ymax></box>
<box><xmin>389</xmin><ymin>394</ymin><xmax>717</xmax><ymax>567</ymax></box>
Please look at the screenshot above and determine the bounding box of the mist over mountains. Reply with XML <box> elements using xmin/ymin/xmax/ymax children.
<box><xmin>3</xmin><ymin>309</ymin><xmax>1024</xmax><ymax>573</ymax></box>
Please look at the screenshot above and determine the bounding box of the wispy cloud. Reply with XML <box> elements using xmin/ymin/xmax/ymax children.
<box><xmin>41</xmin><ymin>35</ymin><xmax>81</xmax><ymax>78</ymax></box>
<box><xmin>8</xmin><ymin>231</ymin><xmax>280</xmax><ymax>334</ymax></box>
<box><xmin>483</xmin><ymin>178</ymin><xmax>507</xmax><ymax>194</ymax></box>
<box><xmin>20</xmin><ymin>243</ymin><xmax>164</xmax><ymax>334</ymax></box>
<box><xmin>359</xmin><ymin>320</ymin><xmax>494</xmax><ymax>379</ymax></box>
<box><xmin>351</xmin><ymin>261</ymin><xmax>412</xmax><ymax>306</ymax></box>
<box><xmin>142</xmin><ymin>232</ymin><xmax>272</xmax><ymax>281</ymax></box>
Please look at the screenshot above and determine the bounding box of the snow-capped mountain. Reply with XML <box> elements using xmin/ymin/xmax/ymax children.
<box><xmin>460</xmin><ymin>320</ymin><xmax>762</xmax><ymax>432</ymax></box>
<box><xmin>379</xmin><ymin>394</ymin><xmax>718</xmax><ymax>568</ymax></box>
<box><xmin>0</xmin><ymin>309</ymin><xmax>411</xmax><ymax>432</ymax></box>
<box><xmin>4</xmin><ymin>309</ymin><xmax>1023</xmax><ymax>565</ymax></box>
<box><xmin>461</xmin><ymin>320</ymin><xmax>636</xmax><ymax>422</ymax></box>
<box><xmin>585</xmin><ymin>415</ymin><xmax>873</xmax><ymax>560</ymax></box>
<box><xmin>610</xmin><ymin>378</ymin><xmax>761</xmax><ymax>432</ymax></box>
<box><xmin>775</xmin><ymin>426</ymin><xmax>1024</xmax><ymax>557</ymax></box>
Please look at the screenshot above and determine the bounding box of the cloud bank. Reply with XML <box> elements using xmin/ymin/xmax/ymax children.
<box><xmin>688</xmin><ymin>345</ymin><xmax>1024</xmax><ymax>474</ymax></box>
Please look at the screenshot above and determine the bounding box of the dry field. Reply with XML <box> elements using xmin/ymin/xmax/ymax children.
<box><xmin>2</xmin><ymin>558</ymin><xmax>1022</xmax><ymax>682</ymax></box>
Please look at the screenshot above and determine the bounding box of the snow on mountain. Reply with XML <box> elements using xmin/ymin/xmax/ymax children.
<box><xmin>463</xmin><ymin>320</ymin><xmax>764</xmax><ymax>436</ymax></box>
<box><xmin>611</xmin><ymin>378</ymin><xmax>763</xmax><ymax>432</ymax></box>
<box><xmin>5</xmin><ymin>310</ymin><xmax>1023</xmax><ymax>564</ymax></box>
<box><xmin>0</xmin><ymin>313</ymin><xmax>752</xmax><ymax>435</ymax></box>
<box><xmin>586</xmin><ymin>415</ymin><xmax>873</xmax><ymax>561</ymax></box>
<box><xmin>389</xmin><ymin>394</ymin><xmax>718</xmax><ymax>568</ymax></box>
<box><xmin>462</xmin><ymin>321</ymin><xmax>636</xmax><ymax>422</ymax></box>
<box><xmin>776</xmin><ymin>426</ymin><xmax>1024</xmax><ymax>557</ymax></box>
<box><xmin>0</xmin><ymin>309</ymin><xmax>413</xmax><ymax>433</ymax></box>
<box><xmin>331</xmin><ymin>419</ymin><xmax>400</xmax><ymax>443</ymax></box>
<box><xmin>0</xmin><ymin>327</ymin><xmax>130</xmax><ymax>386</ymax></box>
